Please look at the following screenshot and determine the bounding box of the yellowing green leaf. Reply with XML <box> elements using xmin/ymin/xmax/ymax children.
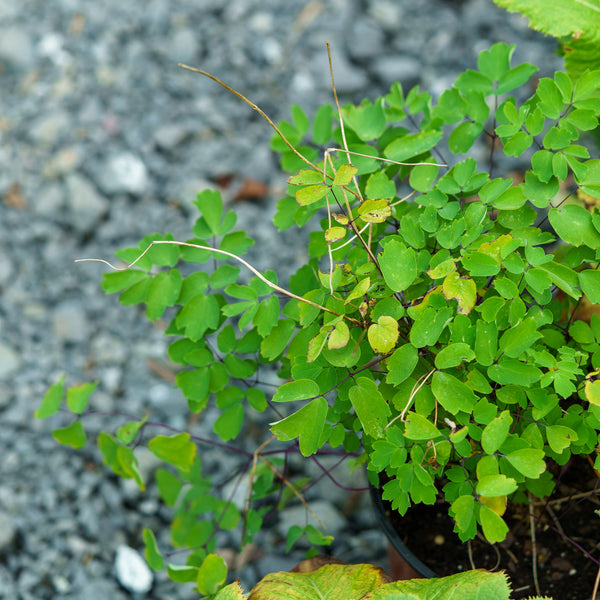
<box><xmin>288</xmin><ymin>169</ymin><xmax>324</xmax><ymax>185</ymax></box>
<box><xmin>585</xmin><ymin>379</ymin><xmax>600</xmax><ymax>406</ymax></box>
<box><xmin>325</xmin><ymin>226</ymin><xmax>347</xmax><ymax>242</ymax></box>
<box><xmin>295</xmin><ymin>184</ymin><xmax>329</xmax><ymax>206</ymax></box>
<box><xmin>345</xmin><ymin>277</ymin><xmax>370</xmax><ymax>304</ymax></box>
<box><xmin>328</xmin><ymin>321</ymin><xmax>350</xmax><ymax>350</ymax></box>
<box><xmin>333</xmin><ymin>163</ymin><xmax>358</xmax><ymax>186</ymax></box>
<box><xmin>250</xmin><ymin>562</ymin><xmax>389</xmax><ymax>600</ymax></box>
<box><xmin>357</xmin><ymin>199</ymin><xmax>392</xmax><ymax>223</ymax></box>
<box><xmin>442</xmin><ymin>272</ymin><xmax>477</xmax><ymax>314</ymax></box>
<box><xmin>427</xmin><ymin>258</ymin><xmax>456</xmax><ymax>279</ymax></box>
<box><xmin>368</xmin><ymin>316</ymin><xmax>399</xmax><ymax>354</ymax></box>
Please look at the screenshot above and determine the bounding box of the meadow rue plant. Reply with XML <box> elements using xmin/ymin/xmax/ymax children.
<box><xmin>38</xmin><ymin>41</ymin><xmax>600</xmax><ymax>595</ymax></box>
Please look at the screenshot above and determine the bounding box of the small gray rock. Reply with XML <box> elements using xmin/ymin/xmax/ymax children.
<box><xmin>97</xmin><ymin>153</ymin><xmax>149</xmax><ymax>196</ymax></box>
<box><xmin>371</xmin><ymin>55</ymin><xmax>422</xmax><ymax>87</ymax></box>
<box><xmin>0</xmin><ymin>27</ymin><xmax>34</xmax><ymax>71</ymax></box>
<box><xmin>52</xmin><ymin>301</ymin><xmax>89</xmax><ymax>343</ymax></box>
<box><xmin>114</xmin><ymin>545</ymin><xmax>153</xmax><ymax>594</ymax></box>
<box><xmin>66</xmin><ymin>173</ymin><xmax>109</xmax><ymax>232</ymax></box>
<box><xmin>0</xmin><ymin>511</ymin><xmax>16</xmax><ymax>553</ymax></box>
<box><xmin>0</xmin><ymin>344</ymin><xmax>20</xmax><ymax>379</ymax></box>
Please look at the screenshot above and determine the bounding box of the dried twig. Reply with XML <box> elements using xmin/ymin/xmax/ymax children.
<box><xmin>529</xmin><ymin>494</ymin><xmax>541</xmax><ymax>596</ymax></box>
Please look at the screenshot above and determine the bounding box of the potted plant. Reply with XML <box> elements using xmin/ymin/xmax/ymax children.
<box><xmin>37</xmin><ymin>41</ymin><xmax>600</xmax><ymax>598</ymax></box>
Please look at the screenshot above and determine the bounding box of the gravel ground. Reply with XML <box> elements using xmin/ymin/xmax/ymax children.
<box><xmin>0</xmin><ymin>1</ymin><xmax>563</xmax><ymax>598</ymax></box>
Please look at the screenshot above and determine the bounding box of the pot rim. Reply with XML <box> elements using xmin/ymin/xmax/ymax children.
<box><xmin>369</xmin><ymin>484</ymin><xmax>437</xmax><ymax>579</ymax></box>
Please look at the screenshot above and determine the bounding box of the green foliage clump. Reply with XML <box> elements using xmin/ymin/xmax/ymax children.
<box><xmin>38</xmin><ymin>42</ymin><xmax>600</xmax><ymax>596</ymax></box>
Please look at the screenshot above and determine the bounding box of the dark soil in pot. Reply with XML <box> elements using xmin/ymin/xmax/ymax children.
<box><xmin>376</xmin><ymin>458</ymin><xmax>600</xmax><ymax>599</ymax></box>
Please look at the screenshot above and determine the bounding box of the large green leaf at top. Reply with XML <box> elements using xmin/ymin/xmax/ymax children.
<box><xmin>379</xmin><ymin>240</ymin><xmax>418</xmax><ymax>292</ymax></box>
<box><xmin>248</xmin><ymin>562</ymin><xmax>389</xmax><ymax>600</ymax></box>
<box><xmin>492</xmin><ymin>0</ymin><xmax>600</xmax><ymax>81</ymax></box>
<box><xmin>367</xmin><ymin>569</ymin><xmax>511</xmax><ymax>600</ymax></box>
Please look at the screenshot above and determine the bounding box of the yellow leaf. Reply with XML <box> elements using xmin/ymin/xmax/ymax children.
<box><xmin>585</xmin><ymin>379</ymin><xmax>600</xmax><ymax>407</ymax></box>
<box><xmin>480</xmin><ymin>495</ymin><xmax>507</xmax><ymax>516</ymax></box>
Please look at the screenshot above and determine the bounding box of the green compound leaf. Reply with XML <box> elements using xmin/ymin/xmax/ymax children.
<box><xmin>387</xmin><ymin>343</ymin><xmax>419</xmax><ymax>385</ymax></box>
<box><xmin>549</xmin><ymin>204</ymin><xmax>600</xmax><ymax>248</ymax></box>
<box><xmin>404</xmin><ymin>412</ymin><xmax>441</xmax><ymax>441</ymax></box>
<box><xmin>52</xmin><ymin>420</ymin><xmax>86</xmax><ymax>449</ymax></box>
<box><xmin>146</xmin><ymin>269</ymin><xmax>182</xmax><ymax>322</ymax></box>
<box><xmin>431</xmin><ymin>371</ymin><xmax>478</xmax><ymax>414</ymax></box>
<box><xmin>488</xmin><ymin>359</ymin><xmax>542</xmax><ymax>385</ymax></box>
<box><xmin>270</xmin><ymin>397</ymin><xmax>328</xmax><ymax>457</ymax></box>
<box><xmin>348</xmin><ymin>377</ymin><xmax>391</xmax><ymax>439</ymax></box>
<box><xmin>156</xmin><ymin>468</ymin><xmax>183</xmax><ymax>507</ymax></box>
<box><xmin>504</xmin><ymin>447</ymin><xmax>546</xmax><ymax>478</ymax></box>
<box><xmin>434</xmin><ymin>343</ymin><xmax>476</xmax><ymax>369</ymax></box>
<box><xmin>409</xmin><ymin>306</ymin><xmax>454</xmax><ymax>348</ymax></box>
<box><xmin>148</xmin><ymin>432</ymin><xmax>197</xmax><ymax>471</ymax></box>
<box><xmin>379</xmin><ymin>239</ymin><xmax>418</xmax><ymax>292</ymax></box>
<box><xmin>537</xmin><ymin>260</ymin><xmax>581</xmax><ymax>299</ymax></box>
<box><xmin>167</xmin><ymin>564</ymin><xmax>199</xmax><ymax>584</ymax></box>
<box><xmin>481</xmin><ymin>410</ymin><xmax>512</xmax><ymax>455</ymax></box>
<box><xmin>368</xmin><ymin>315</ymin><xmax>399</xmax><ymax>354</ymax></box>
<box><xmin>273</xmin><ymin>379</ymin><xmax>321</xmax><ymax>403</ymax></box>
<box><xmin>36</xmin><ymin>375</ymin><xmax>65</xmax><ymax>419</ymax></box>
<box><xmin>499</xmin><ymin>318</ymin><xmax>543</xmax><ymax>358</ymax></box>
<box><xmin>261</xmin><ymin>319</ymin><xmax>296</xmax><ymax>360</ymax></box>
<box><xmin>196</xmin><ymin>553</ymin><xmax>227</xmax><ymax>596</ymax></box>
<box><xmin>213</xmin><ymin>404</ymin><xmax>244</xmax><ymax>442</ymax></box>
<box><xmin>448</xmin><ymin>121</ymin><xmax>484</xmax><ymax>154</ymax></box>
<box><xmin>66</xmin><ymin>381</ymin><xmax>98</xmax><ymax>414</ymax></box>
<box><xmin>480</xmin><ymin>504</ymin><xmax>509</xmax><ymax>543</ymax></box>
<box><xmin>579</xmin><ymin>269</ymin><xmax>600</xmax><ymax>303</ymax></box>
<box><xmin>384</xmin><ymin>130</ymin><xmax>443</xmax><ymax>162</ymax></box>
<box><xmin>143</xmin><ymin>528</ymin><xmax>164</xmax><ymax>571</ymax></box>
<box><xmin>476</xmin><ymin>474</ymin><xmax>518</xmax><ymax>497</ymax></box>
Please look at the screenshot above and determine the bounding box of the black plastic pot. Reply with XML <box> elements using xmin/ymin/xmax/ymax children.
<box><xmin>369</xmin><ymin>485</ymin><xmax>437</xmax><ymax>580</ymax></box>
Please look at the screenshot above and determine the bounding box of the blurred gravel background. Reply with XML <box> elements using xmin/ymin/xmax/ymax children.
<box><xmin>0</xmin><ymin>1</ymin><xmax>563</xmax><ymax>598</ymax></box>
